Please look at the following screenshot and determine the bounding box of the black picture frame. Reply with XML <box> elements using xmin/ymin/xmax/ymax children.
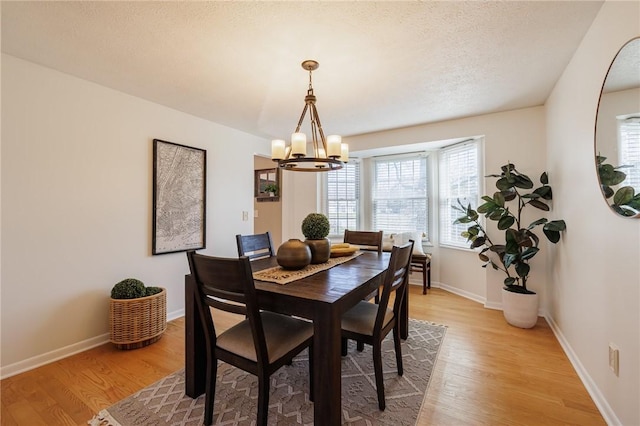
<box><xmin>152</xmin><ymin>139</ymin><xmax>206</xmax><ymax>255</ymax></box>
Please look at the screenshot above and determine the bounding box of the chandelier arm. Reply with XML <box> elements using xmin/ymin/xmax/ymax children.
<box><xmin>310</xmin><ymin>120</ymin><xmax>320</xmax><ymax>157</ymax></box>
<box><xmin>311</xmin><ymin>104</ymin><xmax>327</xmax><ymax>155</ymax></box>
<box><xmin>295</xmin><ymin>104</ymin><xmax>310</xmax><ymax>133</ymax></box>
<box><xmin>310</xmin><ymin>104</ymin><xmax>327</xmax><ymax>149</ymax></box>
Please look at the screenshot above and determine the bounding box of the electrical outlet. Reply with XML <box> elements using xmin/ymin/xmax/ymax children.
<box><xmin>609</xmin><ymin>343</ymin><xmax>619</xmax><ymax>376</ymax></box>
<box><xmin>242</xmin><ymin>211</ymin><xmax>249</xmax><ymax>221</ymax></box>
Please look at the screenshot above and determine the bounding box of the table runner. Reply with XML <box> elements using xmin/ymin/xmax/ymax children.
<box><xmin>253</xmin><ymin>251</ymin><xmax>363</xmax><ymax>284</ymax></box>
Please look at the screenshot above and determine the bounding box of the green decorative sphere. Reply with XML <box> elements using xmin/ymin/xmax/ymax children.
<box><xmin>301</xmin><ymin>213</ymin><xmax>330</xmax><ymax>239</ymax></box>
<box><xmin>111</xmin><ymin>278</ymin><xmax>146</xmax><ymax>299</ymax></box>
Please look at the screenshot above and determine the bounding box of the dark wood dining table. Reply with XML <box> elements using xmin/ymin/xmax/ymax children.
<box><xmin>184</xmin><ymin>250</ymin><xmax>408</xmax><ymax>425</ymax></box>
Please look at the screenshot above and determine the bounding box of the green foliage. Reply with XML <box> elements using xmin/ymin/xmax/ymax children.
<box><xmin>145</xmin><ymin>286</ymin><xmax>163</xmax><ymax>297</ymax></box>
<box><xmin>301</xmin><ymin>213</ymin><xmax>330</xmax><ymax>239</ymax></box>
<box><xmin>264</xmin><ymin>183</ymin><xmax>279</xmax><ymax>195</ymax></box>
<box><xmin>111</xmin><ymin>278</ymin><xmax>146</xmax><ymax>299</ymax></box>
<box><xmin>596</xmin><ymin>155</ymin><xmax>640</xmax><ymax>217</ymax></box>
<box><xmin>454</xmin><ymin>163</ymin><xmax>566</xmax><ymax>293</ymax></box>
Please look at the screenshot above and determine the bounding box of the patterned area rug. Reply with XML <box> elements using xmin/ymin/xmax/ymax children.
<box><xmin>88</xmin><ymin>319</ymin><xmax>446</xmax><ymax>426</ymax></box>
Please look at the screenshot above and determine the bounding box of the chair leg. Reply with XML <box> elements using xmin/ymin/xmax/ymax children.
<box><xmin>357</xmin><ymin>341</ymin><xmax>364</xmax><ymax>352</ymax></box>
<box><xmin>257</xmin><ymin>375</ymin><xmax>270</xmax><ymax>426</ymax></box>
<box><xmin>341</xmin><ymin>338</ymin><xmax>348</xmax><ymax>356</ymax></box>
<box><xmin>204</xmin><ymin>359</ymin><xmax>217</xmax><ymax>425</ymax></box>
<box><xmin>308</xmin><ymin>345</ymin><xmax>314</xmax><ymax>402</ymax></box>
<box><xmin>373</xmin><ymin>343</ymin><xmax>386</xmax><ymax>410</ymax></box>
<box><xmin>393</xmin><ymin>327</ymin><xmax>403</xmax><ymax>376</ymax></box>
<box><xmin>422</xmin><ymin>262</ymin><xmax>427</xmax><ymax>295</ymax></box>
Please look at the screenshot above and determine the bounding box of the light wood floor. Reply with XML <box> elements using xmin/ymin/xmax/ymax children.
<box><xmin>1</xmin><ymin>283</ymin><xmax>605</xmax><ymax>426</ymax></box>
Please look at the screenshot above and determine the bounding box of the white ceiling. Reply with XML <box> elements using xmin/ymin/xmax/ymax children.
<box><xmin>1</xmin><ymin>1</ymin><xmax>605</xmax><ymax>140</ymax></box>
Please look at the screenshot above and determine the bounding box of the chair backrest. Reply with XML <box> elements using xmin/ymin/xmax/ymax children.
<box><xmin>186</xmin><ymin>251</ymin><xmax>268</xmax><ymax>363</ymax></box>
<box><xmin>343</xmin><ymin>229</ymin><xmax>384</xmax><ymax>254</ymax></box>
<box><xmin>375</xmin><ymin>241</ymin><xmax>414</xmax><ymax>331</ymax></box>
<box><xmin>236</xmin><ymin>232</ymin><xmax>276</xmax><ymax>261</ymax></box>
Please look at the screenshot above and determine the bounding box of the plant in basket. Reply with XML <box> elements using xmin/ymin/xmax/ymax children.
<box><xmin>109</xmin><ymin>278</ymin><xmax>166</xmax><ymax>349</ymax></box>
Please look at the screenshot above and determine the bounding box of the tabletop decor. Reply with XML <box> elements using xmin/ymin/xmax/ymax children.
<box><xmin>89</xmin><ymin>318</ymin><xmax>446</xmax><ymax>426</ymax></box>
<box><xmin>301</xmin><ymin>212</ymin><xmax>331</xmax><ymax>264</ymax></box>
<box><xmin>255</xmin><ymin>251</ymin><xmax>362</xmax><ymax>285</ymax></box>
<box><xmin>276</xmin><ymin>238</ymin><xmax>311</xmax><ymax>270</ymax></box>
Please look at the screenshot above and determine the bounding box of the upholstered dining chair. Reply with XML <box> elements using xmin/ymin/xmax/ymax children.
<box><xmin>186</xmin><ymin>250</ymin><xmax>314</xmax><ymax>426</ymax></box>
<box><xmin>236</xmin><ymin>231</ymin><xmax>275</xmax><ymax>261</ymax></box>
<box><xmin>340</xmin><ymin>240</ymin><xmax>414</xmax><ymax>411</ymax></box>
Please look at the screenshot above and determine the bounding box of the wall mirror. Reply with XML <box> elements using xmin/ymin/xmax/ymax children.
<box><xmin>255</xmin><ymin>168</ymin><xmax>280</xmax><ymax>202</ymax></box>
<box><xmin>594</xmin><ymin>37</ymin><xmax>640</xmax><ymax>218</ymax></box>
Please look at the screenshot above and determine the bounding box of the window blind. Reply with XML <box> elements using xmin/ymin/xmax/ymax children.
<box><xmin>326</xmin><ymin>162</ymin><xmax>360</xmax><ymax>237</ymax></box>
<box><xmin>372</xmin><ymin>155</ymin><xmax>428</xmax><ymax>235</ymax></box>
<box><xmin>619</xmin><ymin>117</ymin><xmax>640</xmax><ymax>192</ymax></box>
<box><xmin>439</xmin><ymin>140</ymin><xmax>480</xmax><ymax>247</ymax></box>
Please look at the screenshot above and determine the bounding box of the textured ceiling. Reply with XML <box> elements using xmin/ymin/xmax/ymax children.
<box><xmin>1</xmin><ymin>1</ymin><xmax>605</xmax><ymax>140</ymax></box>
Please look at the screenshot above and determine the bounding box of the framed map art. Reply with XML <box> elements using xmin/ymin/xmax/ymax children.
<box><xmin>152</xmin><ymin>139</ymin><xmax>206</xmax><ymax>255</ymax></box>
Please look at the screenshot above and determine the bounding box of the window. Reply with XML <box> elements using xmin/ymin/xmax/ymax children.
<box><xmin>326</xmin><ymin>161</ymin><xmax>360</xmax><ymax>237</ymax></box>
<box><xmin>618</xmin><ymin>116</ymin><xmax>640</xmax><ymax>192</ymax></box>
<box><xmin>439</xmin><ymin>140</ymin><xmax>480</xmax><ymax>248</ymax></box>
<box><xmin>372</xmin><ymin>154</ymin><xmax>428</xmax><ymax>236</ymax></box>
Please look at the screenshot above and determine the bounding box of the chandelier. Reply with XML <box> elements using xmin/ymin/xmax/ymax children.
<box><xmin>271</xmin><ymin>60</ymin><xmax>348</xmax><ymax>172</ymax></box>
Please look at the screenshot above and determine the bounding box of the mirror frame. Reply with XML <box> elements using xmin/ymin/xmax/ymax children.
<box><xmin>594</xmin><ymin>36</ymin><xmax>640</xmax><ymax>218</ymax></box>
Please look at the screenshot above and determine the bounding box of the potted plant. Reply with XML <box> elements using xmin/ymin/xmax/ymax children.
<box><xmin>264</xmin><ymin>183</ymin><xmax>279</xmax><ymax>197</ymax></box>
<box><xmin>109</xmin><ymin>278</ymin><xmax>167</xmax><ymax>349</ymax></box>
<box><xmin>301</xmin><ymin>212</ymin><xmax>331</xmax><ymax>264</ymax></box>
<box><xmin>454</xmin><ymin>163</ymin><xmax>566</xmax><ymax>328</ymax></box>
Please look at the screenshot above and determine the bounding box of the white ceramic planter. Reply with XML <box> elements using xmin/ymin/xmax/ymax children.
<box><xmin>501</xmin><ymin>288</ymin><xmax>539</xmax><ymax>328</ymax></box>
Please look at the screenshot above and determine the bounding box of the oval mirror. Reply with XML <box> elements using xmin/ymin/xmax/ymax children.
<box><xmin>595</xmin><ymin>37</ymin><xmax>640</xmax><ymax>218</ymax></box>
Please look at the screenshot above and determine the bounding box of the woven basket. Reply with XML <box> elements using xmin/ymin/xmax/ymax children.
<box><xmin>109</xmin><ymin>288</ymin><xmax>167</xmax><ymax>350</ymax></box>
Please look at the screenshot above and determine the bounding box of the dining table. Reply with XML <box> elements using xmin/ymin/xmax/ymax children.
<box><xmin>184</xmin><ymin>250</ymin><xmax>409</xmax><ymax>425</ymax></box>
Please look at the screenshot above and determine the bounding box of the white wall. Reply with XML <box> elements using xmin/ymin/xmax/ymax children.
<box><xmin>545</xmin><ymin>2</ymin><xmax>639</xmax><ymax>425</ymax></box>
<box><xmin>342</xmin><ymin>106</ymin><xmax>547</xmax><ymax>307</ymax></box>
<box><xmin>0</xmin><ymin>54</ymin><xmax>269</xmax><ymax>375</ymax></box>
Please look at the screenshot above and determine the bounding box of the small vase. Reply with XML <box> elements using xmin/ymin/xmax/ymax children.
<box><xmin>305</xmin><ymin>238</ymin><xmax>331</xmax><ymax>264</ymax></box>
<box><xmin>276</xmin><ymin>239</ymin><xmax>312</xmax><ymax>270</ymax></box>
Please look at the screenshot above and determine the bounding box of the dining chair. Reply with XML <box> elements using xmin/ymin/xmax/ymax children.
<box><xmin>340</xmin><ymin>240</ymin><xmax>414</xmax><ymax>411</ymax></box>
<box><xmin>236</xmin><ymin>231</ymin><xmax>275</xmax><ymax>261</ymax></box>
<box><xmin>186</xmin><ymin>250</ymin><xmax>314</xmax><ymax>426</ymax></box>
<box><xmin>343</xmin><ymin>229</ymin><xmax>383</xmax><ymax>253</ymax></box>
<box><xmin>343</xmin><ymin>229</ymin><xmax>384</xmax><ymax>307</ymax></box>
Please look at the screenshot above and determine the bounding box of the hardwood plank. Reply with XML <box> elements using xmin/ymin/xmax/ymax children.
<box><xmin>0</xmin><ymin>284</ymin><xmax>605</xmax><ymax>425</ymax></box>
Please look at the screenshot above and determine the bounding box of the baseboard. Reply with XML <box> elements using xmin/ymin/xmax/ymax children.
<box><xmin>544</xmin><ymin>313</ymin><xmax>621</xmax><ymax>426</ymax></box>
<box><xmin>436</xmin><ymin>281</ymin><xmax>486</xmax><ymax>305</ymax></box>
<box><xmin>0</xmin><ymin>333</ymin><xmax>110</xmax><ymax>379</ymax></box>
<box><xmin>0</xmin><ymin>308</ymin><xmax>185</xmax><ymax>380</ymax></box>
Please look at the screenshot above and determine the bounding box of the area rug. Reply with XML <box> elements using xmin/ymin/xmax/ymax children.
<box><xmin>89</xmin><ymin>319</ymin><xmax>446</xmax><ymax>426</ymax></box>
